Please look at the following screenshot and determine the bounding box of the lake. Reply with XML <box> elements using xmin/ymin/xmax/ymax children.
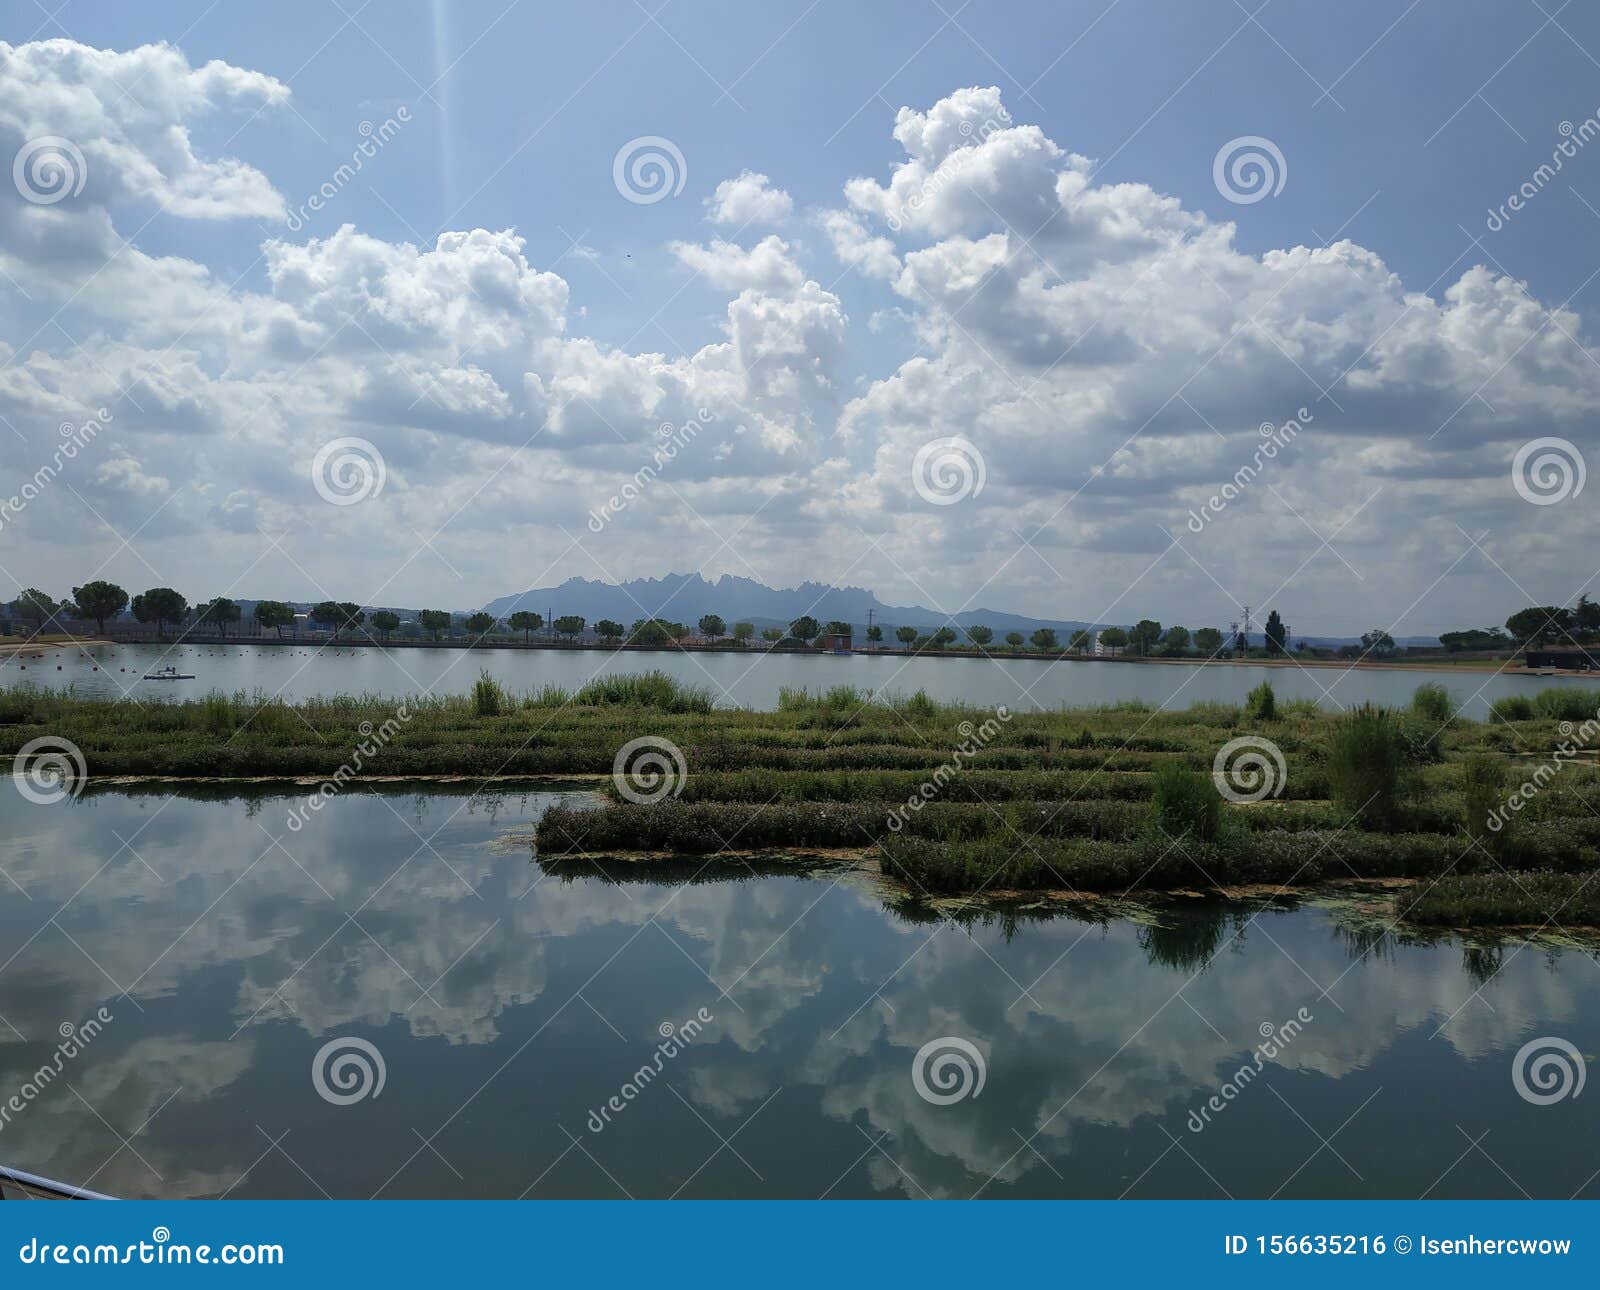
<box><xmin>1</xmin><ymin>784</ymin><xmax>1595</xmax><ymax>1199</ymax></box>
<box><xmin>3</xmin><ymin>640</ymin><xmax>1594</xmax><ymax>715</ymax></box>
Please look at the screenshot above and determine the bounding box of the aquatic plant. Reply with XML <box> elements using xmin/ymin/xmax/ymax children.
<box><xmin>573</xmin><ymin>671</ymin><xmax>714</xmax><ymax>713</ymax></box>
<box><xmin>1488</xmin><ymin>694</ymin><xmax>1535</xmax><ymax>723</ymax></box>
<box><xmin>472</xmin><ymin>670</ymin><xmax>508</xmax><ymax>718</ymax></box>
<box><xmin>1459</xmin><ymin>752</ymin><xmax>1509</xmax><ymax>859</ymax></box>
<box><xmin>1243</xmin><ymin>680</ymin><xmax>1277</xmax><ymax>722</ymax></box>
<box><xmin>200</xmin><ymin>692</ymin><xmax>235</xmax><ymax>737</ymax></box>
<box><xmin>1327</xmin><ymin>704</ymin><xmax>1412</xmax><ymax>830</ymax></box>
<box><xmin>1411</xmin><ymin>682</ymin><xmax>1455</xmax><ymax>724</ymax></box>
<box><xmin>1149</xmin><ymin>763</ymin><xmax>1221</xmax><ymax>842</ymax></box>
<box><xmin>1397</xmin><ymin>870</ymin><xmax>1600</xmax><ymax>927</ymax></box>
<box><xmin>1533</xmin><ymin>687</ymin><xmax>1598</xmax><ymax>723</ymax></box>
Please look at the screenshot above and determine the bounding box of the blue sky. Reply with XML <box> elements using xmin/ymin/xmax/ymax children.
<box><xmin>59</xmin><ymin>1</ymin><xmax>1600</xmax><ymax>358</ymax></box>
<box><xmin>67</xmin><ymin>5</ymin><xmax>1596</xmax><ymax>298</ymax></box>
<box><xmin>2</xmin><ymin>1</ymin><xmax>1598</xmax><ymax>632</ymax></box>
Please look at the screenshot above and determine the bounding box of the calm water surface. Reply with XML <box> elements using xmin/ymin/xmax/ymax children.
<box><xmin>0</xmin><ymin>786</ymin><xmax>1595</xmax><ymax>1199</ymax></box>
<box><xmin>3</xmin><ymin>640</ymin><xmax>1595</xmax><ymax>715</ymax></box>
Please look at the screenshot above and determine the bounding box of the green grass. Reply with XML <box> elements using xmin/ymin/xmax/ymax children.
<box><xmin>1411</xmin><ymin>682</ymin><xmax>1456</xmax><ymax>724</ymax></box>
<box><xmin>472</xmin><ymin>670</ymin><xmax>509</xmax><ymax>717</ymax></box>
<box><xmin>1183</xmin><ymin>700</ymin><xmax>1242</xmax><ymax>723</ymax></box>
<box><xmin>878</xmin><ymin>830</ymin><xmax>1471</xmax><ymax>896</ymax></box>
<box><xmin>200</xmin><ymin>692</ymin><xmax>237</xmax><ymax>737</ymax></box>
<box><xmin>1327</xmin><ymin>704</ymin><xmax>1413</xmax><ymax>830</ymax></box>
<box><xmin>1534</xmin><ymin>688</ymin><xmax>1599</xmax><ymax>722</ymax></box>
<box><xmin>1149</xmin><ymin>763</ymin><xmax>1222</xmax><ymax>842</ymax></box>
<box><xmin>1489</xmin><ymin>694</ymin><xmax>1535</xmax><ymax>723</ymax></box>
<box><xmin>777</xmin><ymin>683</ymin><xmax>871</xmax><ymax>712</ymax></box>
<box><xmin>571</xmin><ymin>671</ymin><xmax>714</xmax><ymax>713</ymax></box>
<box><xmin>8</xmin><ymin>676</ymin><xmax>1600</xmax><ymax>922</ymax></box>
<box><xmin>1459</xmin><ymin>753</ymin><xmax>1508</xmax><ymax>857</ymax></box>
<box><xmin>1244</xmin><ymin>680</ymin><xmax>1277</xmax><ymax>722</ymax></box>
<box><xmin>1396</xmin><ymin>871</ymin><xmax>1600</xmax><ymax>927</ymax></box>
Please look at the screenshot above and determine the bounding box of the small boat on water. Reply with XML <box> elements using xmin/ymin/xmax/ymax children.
<box><xmin>143</xmin><ymin>665</ymin><xmax>195</xmax><ymax>681</ymax></box>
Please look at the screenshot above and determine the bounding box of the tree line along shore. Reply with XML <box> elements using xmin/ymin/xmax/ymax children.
<box><xmin>6</xmin><ymin>582</ymin><xmax>1598</xmax><ymax>668</ymax></box>
<box><xmin>4</xmin><ymin>673</ymin><xmax>1598</xmax><ymax>930</ymax></box>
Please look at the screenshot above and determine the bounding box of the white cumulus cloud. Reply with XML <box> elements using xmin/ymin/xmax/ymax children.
<box><xmin>706</xmin><ymin>169</ymin><xmax>793</xmax><ymax>225</ymax></box>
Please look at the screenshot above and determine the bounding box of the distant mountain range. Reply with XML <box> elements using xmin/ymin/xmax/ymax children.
<box><xmin>480</xmin><ymin>573</ymin><xmax>1440</xmax><ymax>648</ymax></box>
<box><xmin>483</xmin><ymin>573</ymin><xmax>1099</xmax><ymax>638</ymax></box>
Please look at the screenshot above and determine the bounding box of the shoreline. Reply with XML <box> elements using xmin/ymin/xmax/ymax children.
<box><xmin>3</xmin><ymin>632</ymin><xmax>1593</xmax><ymax>680</ymax></box>
<box><xmin>0</xmin><ymin>637</ymin><xmax>111</xmax><ymax>656</ymax></box>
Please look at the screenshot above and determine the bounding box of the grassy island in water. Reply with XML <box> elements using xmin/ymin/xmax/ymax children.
<box><xmin>4</xmin><ymin>672</ymin><xmax>1599</xmax><ymax>930</ymax></box>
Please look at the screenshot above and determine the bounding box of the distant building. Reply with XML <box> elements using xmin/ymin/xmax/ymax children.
<box><xmin>1524</xmin><ymin>646</ymin><xmax>1596</xmax><ymax>670</ymax></box>
<box><xmin>822</xmin><ymin>629</ymin><xmax>852</xmax><ymax>654</ymax></box>
<box><xmin>1092</xmin><ymin>632</ymin><xmax>1106</xmax><ymax>656</ymax></box>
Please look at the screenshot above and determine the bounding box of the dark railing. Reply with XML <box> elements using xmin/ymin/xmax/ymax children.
<box><xmin>0</xmin><ymin>1164</ymin><xmax>114</xmax><ymax>1200</ymax></box>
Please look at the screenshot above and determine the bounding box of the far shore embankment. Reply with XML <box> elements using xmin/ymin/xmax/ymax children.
<box><xmin>4</xmin><ymin>630</ymin><xmax>1594</xmax><ymax>680</ymax></box>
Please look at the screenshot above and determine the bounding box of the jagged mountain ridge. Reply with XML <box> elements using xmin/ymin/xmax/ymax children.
<box><xmin>480</xmin><ymin>574</ymin><xmax>1439</xmax><ymax>646</ymax></box>
<box><xmin>482</xmin><ymin>573</ymin><xmax>1097</xmax><ymax>636</ymax></box>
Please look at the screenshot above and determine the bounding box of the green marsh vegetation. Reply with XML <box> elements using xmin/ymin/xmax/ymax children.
<box><xmin>6</xmin><ymin>676</ymin><xmax>1600</xmax><ymax>924</ymax></box>
<box><xmin>1326</xmin><ymin>703</ymin><xmax>1415</xmax><ymax>830</ymax></box>
<box><xmin>472</xmin><ymin>669</ymin><xmax>509</xmax><ymax>718</ymax></box>
<box><xmin>1243</xmin><ymin>680</ymin><xmax>1277</xmax><ymax>723</ymax></box>
<box><xmin>1149</xmin><ymin>763</ymin><xmax>1222</xmax><ymax>842</ymax></box>
<box><xmin>1410</xmin><ymin>682</ymin><xmax>1456</xmax><ymax>724</ymax></box>
<box><xmin>529</xmin><ymin>678</ymin><xmax>1600</xmax><ymax>923</ymax></box>
<box><xmin>1395</xmin><ymin>871</ymin><xmax>1600</xmax><ymax>928</ymax></box>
